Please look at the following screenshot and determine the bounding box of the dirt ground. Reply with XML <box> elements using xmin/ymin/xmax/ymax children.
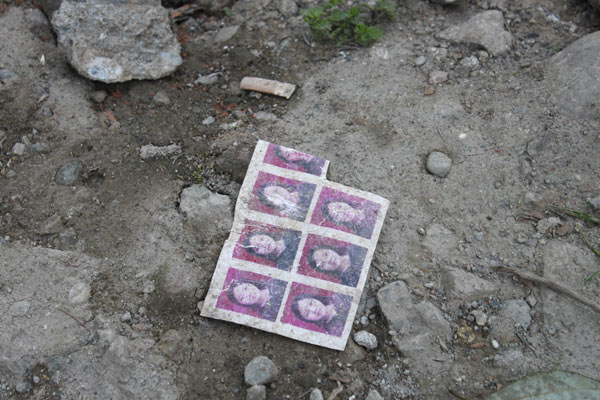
<box><xmin>1</xmin><ymin>0</ymin><xmax>600</xmax><ymax>399</ymax></box>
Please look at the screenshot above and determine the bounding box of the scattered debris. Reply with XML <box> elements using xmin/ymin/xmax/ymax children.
<box><xmin>240</xmin><ymin>77</ymin><xmax>297</xmax><ymax>99</ymax></box>
<box><xmin>139</xmin><ymin>144</ymin><xmax>182</xmax><ymax>160</ymax></box>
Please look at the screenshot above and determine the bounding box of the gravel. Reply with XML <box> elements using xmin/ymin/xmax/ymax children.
<box><xmin>244</xmin><ymin>356</ymin><xmax>279</xmax><ymax>385</ymax></box>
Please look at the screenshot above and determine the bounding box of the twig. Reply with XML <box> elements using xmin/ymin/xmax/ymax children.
<box><xmin>493</xmin><ymin>266</ymin><xmax>600</xmax><ymax>314</ymax></box>
<box><xmin>551</xmin><ymin>206</ymin><xmax>600</xmax><ymax>225</ymax></box>
<box><xmin>301</xmin><ymin>25</ymin><xmax>312</xmax><ymax>48</ymax></box>
<box><xmin>56</xmin><ymin>307</ymin><xmax>90</xmax><ymax>331</ymax></box>
<box><xmin>448</xmin><ymin>388</ymin><xmax>468</xmax><ymax>400</ymax></box>
<box><xmin>327</xmin><ymin>382</ymin><xmax>344</xmax><ymax>400</ymax></box>
<box><xmin>296</xmin><ymin>388</ymin><xmax>313</xmax><ymax>399</ymax></box>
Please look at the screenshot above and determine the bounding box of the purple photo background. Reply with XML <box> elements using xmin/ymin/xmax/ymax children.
<box><xmin>263</xmin><ymin>143</ymin><xmax>326</xmax><ymax>176</ymax></box>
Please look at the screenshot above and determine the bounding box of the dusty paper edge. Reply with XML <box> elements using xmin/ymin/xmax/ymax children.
<box><xmin>202</xmin><ymin>140</ymin><xmax>389</xmax><ymax>350</ymax></box>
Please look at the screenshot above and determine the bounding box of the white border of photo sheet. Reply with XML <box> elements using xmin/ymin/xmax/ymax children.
<box><xmin>201</xmin><ymin>140</ymin><xmax>389</xmax><ymax>350</ymax></box>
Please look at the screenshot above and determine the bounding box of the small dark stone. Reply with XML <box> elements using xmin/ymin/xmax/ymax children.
<box><xmin>55</xmin><ymin>161</ymin><xmax>83</xmax><ymax>186</ymax></box>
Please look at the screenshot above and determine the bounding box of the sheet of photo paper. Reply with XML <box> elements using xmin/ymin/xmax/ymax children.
<box><xmin>201</xmin><ymin>140</ymin><xmax>389</xmax><ymax>350</ymax></box>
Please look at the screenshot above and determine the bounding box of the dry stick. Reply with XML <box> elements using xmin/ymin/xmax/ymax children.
<box><xmin>56</xmin><ymin>307</ymin><xmax>90</xmax><ymax>331</ymax></box>
<box><xmin>327</xmin><ymin>382</ymin><xmax>344</xmax><ymax>400</ymax></box>
<box><xmin>493</xmin><ymin>266</ymin><xmax>600</xmax><ymax>314</ymax></box>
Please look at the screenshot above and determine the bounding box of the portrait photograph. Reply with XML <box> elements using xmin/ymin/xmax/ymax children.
<box><xmin>263</xmin><ymin>143</ymin><xmax>327</xmax><ymax>177</ymax></box>
<box><xmin>249</xmin><ymin>171</ymin><xmax>316</xmax><ymax>221</ymax></box>
<box><xmin>232</xmin><ymin>220</ymin><xmax>301</xmax><ymax>271</ymax></box>
<box><xmin>310</xmin><ymin>186</ymin><xmax>381</xmax><ymax>239</ymax></box>
<box><xmin>280</xmin><ymin>282</ymin><xmax>353</xmax><ymax>337</ymax></box>
<box><xmin>215</xmin><ymin>268</ymin><xmax>287</xmax><ymax>322</ymax></box>
<box><xmin>297</xmin><ymin>234</ymin><xmax>367</xmax><ymax>288</ymax></box>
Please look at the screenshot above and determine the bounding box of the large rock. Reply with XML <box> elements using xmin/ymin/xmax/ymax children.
<box><xmin>439</xmin><ymin>11</ymin><xmax>513</xmax><ymax>56</ymax></box>
<box><xmin>179</xmin><ymin>185</ymin><xmax>232</xmax><ymax>238</ymax></box>
<box><xmin>377</xmin><ymin>281</ymin><xmax>451</xmax><ymax>375</ymax></box>
<box><xmin>547</xmin><ymin>32</ymin><xmax>600</xmax><ymax>119</ymax></box>
<box><xmin>50</xmin><ymin>0</ymin><xmax>182</xmax><ymax>82</ymax></box>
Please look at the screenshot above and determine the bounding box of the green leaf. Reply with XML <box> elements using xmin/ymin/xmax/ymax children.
<box><xmin>328</xmin><ymin>8</ymin><xmax>347</xmax><ymax>22</ymax></box>
<box><xmin>375</xmin><ymin>0</ymin><xmax>397</xmax><ymax>19</ymax></box>
<box><xmin>486</xmin><ymin>370</ymin><xmax>600</xmax><ymax>400</ymax></box>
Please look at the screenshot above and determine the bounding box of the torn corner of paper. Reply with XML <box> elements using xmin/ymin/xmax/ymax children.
<box><xmin>201</xmin><ymin>140</ymin><xmax>389</xmax><ymax>351</ymax></box>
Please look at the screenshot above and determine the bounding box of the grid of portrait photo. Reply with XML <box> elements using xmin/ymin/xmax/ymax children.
<box><xmin>201</xmin><ymin>141</ymin><xmax>389</xmax><ymax>350</ymax></box>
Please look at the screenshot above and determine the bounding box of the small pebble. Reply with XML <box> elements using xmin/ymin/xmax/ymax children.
<box><xmin>429</xmin><ymin>70</ymin><xmax>448</xmax><ymax>84</ymax></box>
<box><xmin>55</xmin><ymin>161</ymin><xmax>83</xmax><ymax>186</ymax></box>
<box><xmin>244</xmin><ymin>356</ymin><xmax>279</xmax><ymax>385</ymax></box>
<box><xmin>354</xmin><ymin>330</ymin><xmax>378</xmax><ymax>350</ymax></box>
<box><xmin>90</xmin><ymin>90</ymin><xmax>108</xmax><ymax>103</ymax></box>
<box><xmin>202</xmin><ymin>116</ymin><xmax>215</xmax><ymax>125</ymax></box>
<box><xmin>414</xmin><ymin>55</ymin><xmax>427</xmax><ymax>66</ymax></box>
<box><xmin>426</xmin><ymin>151</ymin><xmax>452</xmax><ymax>178</ymax></box>
<box><xmin>310</xmin><ymin>388</ymin><xmax>324</xmax><ymax>400</ymax></box>
<box><xmin>246</xmin><ymin>384</ymin><xmax>266</xmax><ymax>400</ymax></box>
<box><xmin>152</xmin><ymin>90</ymin><xmax>171</xmax><ymax>105</ymax></box>
<box><xmin>12</xmin><ymin>142</ymin><xmax>25</xmax><ymax>155</ymax></box>
<box><xmin>417</xmin><ymin>227</ymin><xmax>426</xmax><ymax>236</ymax></box>
<box><xmin>121</xmin><ymin>312</ymin><xmax>132</xmax><ymax>322</ymax></box>
<box><xmin>491</xmin><ymin>339</ymin><xmax>500</xmax><ymax>349</ymax></box>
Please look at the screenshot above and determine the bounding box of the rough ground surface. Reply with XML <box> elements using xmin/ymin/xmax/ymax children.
<box><xmin>1</xmin><ymin>0</ymin><xmax>600</xmax><ymax>399</ymax></box>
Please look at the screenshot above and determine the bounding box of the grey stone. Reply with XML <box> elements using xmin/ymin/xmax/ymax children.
<box><xmin>443</xmin><ymin>267</ymin><xmax>497</xmax><ymax>302</ymax></box>
<box><xmin>377</xmin><ymin>282</ymin><xmax>451</xmax><ymax>366</ymax></box>
<box><xmin>414</xmin><ymin>56</ymin><xmax>427</xmax><ymax>66</ymax></box>
<box><xmin>31</xmin><ymin>142</ymin><xmax>50</xmax><ymax>153</ymax></box>
<box><xmin>158</xmin><ymin>329</ymin><xmax>186</xmax><ymax>362</ymax></box>
<box><xmin>9</xmin><ymin>300</ymin><xmax>31</xmax><ymax>316</ymax></box>
<box><xmin>55</xmin><ymin>160</ymin><xmax>83</xmax><ymax>185</ymax></box>
<box><xmin>254</xmin><ymin>111</ymin><xmax>278</xmax><ymax>121</ymax></box>
<box><xmin>501</xmin><ymin>299</ymin><xmax>531</xmax><ymax>329</ymax></box>
<box><xmin>214</xmin><ymin>26</ymin><xmax>240</xmax><ymax>43</ymax></box>
<box><xmin>51</xmin><ymin>0</ymin><xmax>182</xmax><ymax>83</ymax></box>
<box><xmin>426</xmin><ymin>151</ymin><xmax>452</xmax><ymax>177</ymax></box>
<box><xmin>310</xmin><ymin>388</ymin><xmax>324</xmax><ymax>400</ymax></box>
<box><xmin>244</xmin><ymin>356</ymin><xmax>279</xmax><ymax>385</ymax></box>
<box><xmin>59</xmin><ymin>228</ymin><xmax>78</xmax><ymax>246</ymax></box>
<box><xmin>587</xmin><ymin>195</ymin><xmax>600</xmax><ymax>210</ymax></box>
<box><xmin>247</xmin><ymin>385</ymin><xmax>267</xmax><ymax>400</ymax></box>
<box><xmin>68</xmin><ymin>282</ymin><xmax>91</xmax><ymax>304</ymax></box>
<box><xmin>139</xmin><ymin>144</ymin><xmax>181</xmax><ymax>160</ymax></box>
<box><xmin>366</xmin><ymin>389</ymin><xmax>385</xmax><ymax>400</ymax></box>
<box><xmin>429</xmin><ymin>71</ymin><xmax>448</xmax><ymax>84</ymax></box>
<box><xmin>471</xmin><ymin>310</ymin><xmax>487</xmax><ymax>326</ymax></box>
<box><xmin>120</xmin><ymin>312</ymin><xmax>132</xmax><ymax>322</ymax></box>
<box><xmin>195</xmin><ymin>72</ymin><xmax>221</xmax><ymax>85</ymax></box>
<box><xmin>354</xmin><ymin>330</ymin><xmax>378</xmax><ymax>350</ymax></box>
<box><xmin>439</xmin><ymin>11</ymin><xmax>513</xmax><ymax>56</ymax></box>
<box><xmin>202</xmin><ymin>116</ymin><xmax>215</xmax><ymax>125</ymax></box>
<box><xmin>179</xmin><ymin>185</ymin><xmax>232</xmax><ymax>237</ymax></box>
<box><xmin>15</xmin><ymin>381</ymin><xmax>30</xmax><ymax>393</ymax></box>
<box><xmin>152</xmin><ymin>90</ymin><xmax>170</xmax><ymax>105</ymax></box>
<box><xmin>526</xmin><ymin>294</ymin><xmax>537</xmax><ymax>308</ymax></box>
<box><xmin>547</xmin><ymin>32</ymin><xmax>600</xmax><ymax>119</ymax></box>
<box><xmin>277</xmin><ymin>0</ymin><xmax>298</xmax><ymax>16</ymax></box>
<box><xmin>38</xmin><ymin>214</ymin><xmax>63</xmax><ymax>235</ymax></box>
<box><xmin>12</xmin><ymin>142</ymin><xmax>25</xmax><ymax>155</ymax></box>
<box><xmin>90</xmin><ymin>90</ymin><xmax>107</xmax><ymax>103</ymax></box>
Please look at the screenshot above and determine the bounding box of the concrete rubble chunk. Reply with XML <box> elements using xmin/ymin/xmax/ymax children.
<box><xmin>443</xmin><ymin>267</ymin><xmax>497</xmax><ymax>302</ymax></box>
<box><xmin>439</xmin><ymin>11</ymin><xmax>513</xmax><ymax>56</ymax></box>
<box><xmin>244</xmin><ymin>356</ymin><xmax>279</xmax><ymax>385</ymax></box>
<box><xmin>140</xmin><ymin>144</ymin><xmax>182</xmax><ymax>159</ymax></box>
<box><xmin>214</xmin><ymin>25</ymin><xmax>240</xmax><ymax>43</ymax></box>
<box><xmin>49</xmin><ymin>0</ymin><xmax>182</xmax><ymax>83</ymax></box>
<box><xmin>354</xmin><ymin>330</ymin><xmax>378</xmax><ymax>350</ymax></box>
<box><xmin>547</xmin><ymin>31</ymin><xmax>600</xmax><ymax>119</ymax></box>
<box><xmin>310</xmin><ymin>388</ymin><xmax>324</xmax><ymax>400</ymax></box>
<box><xmin>179</xmin><ymin>185</ymin><xmax>232</xmax><ymax>237</ymax></box>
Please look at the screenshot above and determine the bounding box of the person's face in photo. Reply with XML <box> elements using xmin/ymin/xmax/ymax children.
<box><xmin>297</xmin><ymin>297</ymin><xmax>336</xmax><ymax>322</ymax></box>
<box><xmin>326</xmin><ymin>201</ymin><xmax>364</xmax><ymax>224</ymax></box>
<box><xmin>232</xmin><ymin>283</ymin><xmax>270</xmax><ymax>307</ymax></box>
<box><xmin>311</xmin><ymin>248</ymin><xmax>350</xmax><ymax>273</ymax></box>
<box><xmin>263</xmin><ymin>185</ymin><xmax>300</xmax><ymax>209</ymax></box>
<box><xmin>248</xmin><ymin>234</ymin><xmax>278</xmax><ymax>255</ymax></box>
<box><xmin>280</xmin><ymin>147</ymin><xmax>311</xmax><ymax>163</ymax></box>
